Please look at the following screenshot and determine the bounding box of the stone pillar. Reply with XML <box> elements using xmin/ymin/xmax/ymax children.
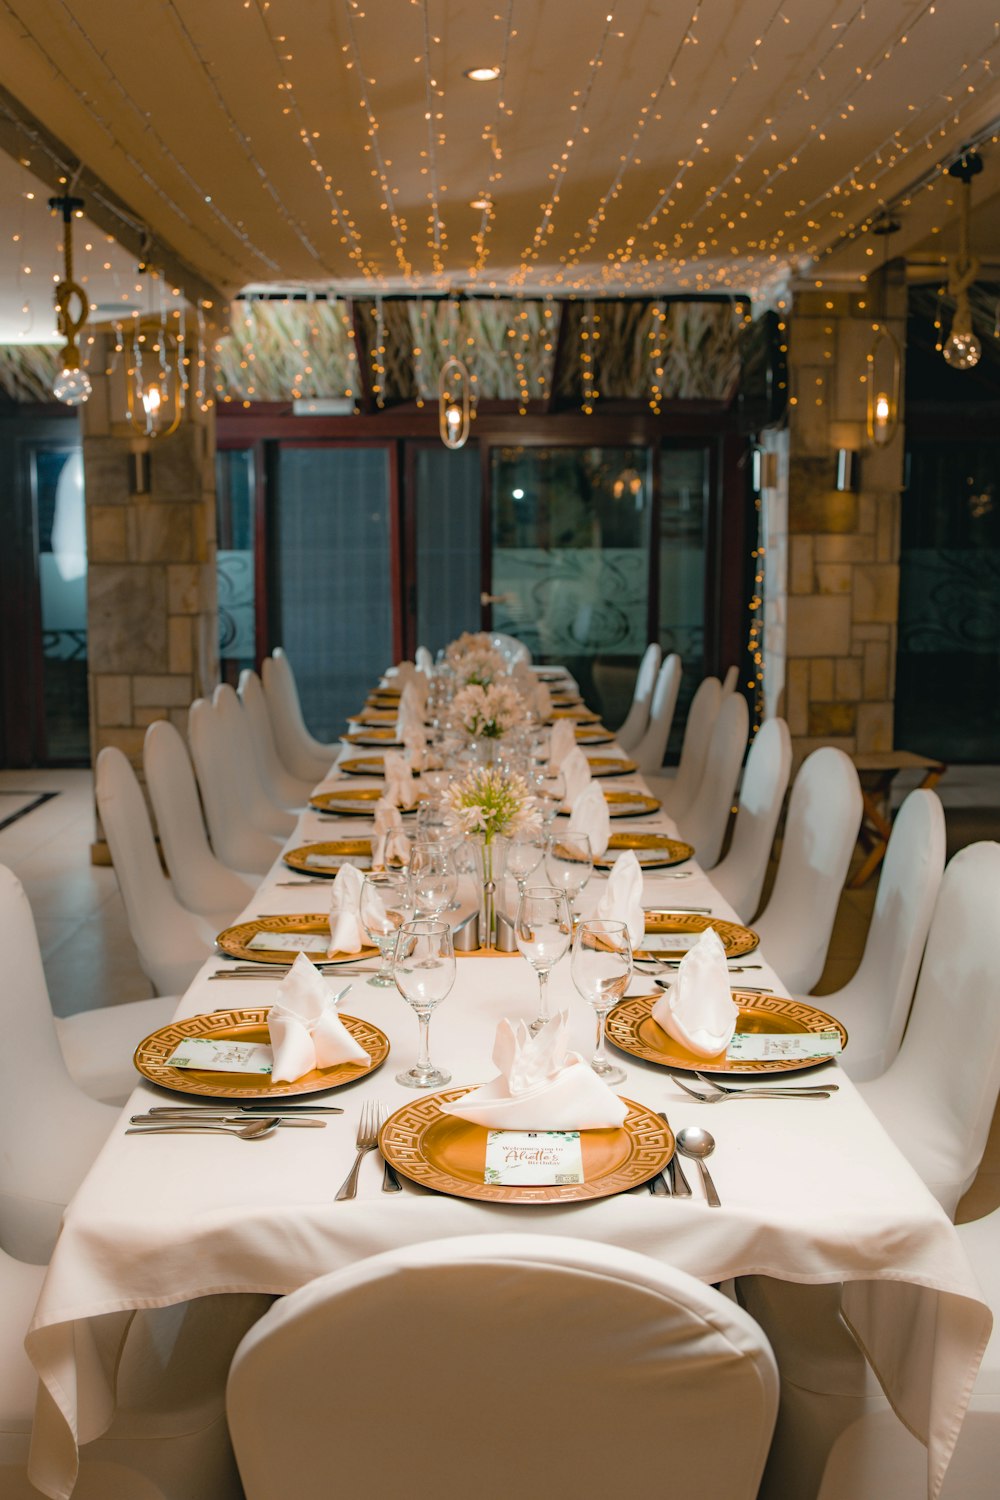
<box><xmin>83</xmin><ymin>330</ymin><xmax>218</xmax><ymax>796</ymax></box>
<box><xmin>775</xmin><ymin>268</ymin><xmax>906</xmax><ymax>766</ymax></box>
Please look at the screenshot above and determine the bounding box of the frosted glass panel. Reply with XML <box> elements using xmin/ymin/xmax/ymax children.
<box><xmin>415</xmin><ymin>445</ymin><xmax>480</xmax><ymax>654</ymax></box>
<box><xmin>36</xmin><ymin>447</ymin><xmax>89</xmax><ymax>761</ymax></box>
<box><xmin>274</xmin><ymin>446</ymin><xmax>392</xmax><ymax>738</ymax></box>
<box><xmin>660</xmin><ymin>446</ymin><xmax>708</xmax><ymax>753</ymax></box>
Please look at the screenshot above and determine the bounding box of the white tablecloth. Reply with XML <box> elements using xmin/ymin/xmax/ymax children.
<box><xmin>26</xmin><ymin>721</ymin><xmax>991</xmax><ymax>1500</ymax></box>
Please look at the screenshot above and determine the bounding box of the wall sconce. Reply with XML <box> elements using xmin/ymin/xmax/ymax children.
<box><xmin>438</xmin><ymin>356</ymin><xmax>471</xmax><ymax>449</ymax></box>
<box><xmin>48</xmin><ymin>194</ymin><xmax>92</xmax><ymax>406</ymax></box>
<box><xmin>866</xmin><ymin>215</ymin><xmax>901</xmax><ymax>447</ymax></box>
<box><xmin>942</xmin><ymin>151</ymin><xmax>983</xmax><ymax>370</ymax></box>
<box><xmin>836</xmin><ymin>449</ymin><xmax>860</xmax><ymax>492</ymax></box>
<box><xmin>124</xmin><ymin>314</ymin><xmax>183</xmax><ymax>439</ymax></box>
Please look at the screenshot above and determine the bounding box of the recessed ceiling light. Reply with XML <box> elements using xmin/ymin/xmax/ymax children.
<box><xmin>469</xmin><ymin>197</ymin><xmax>492</xmax><ymax>210</ymax></box>
<box><xmin>464</xmin><ymin>65</ymin><xmax>501</xmax><ymax>82</ymax></box>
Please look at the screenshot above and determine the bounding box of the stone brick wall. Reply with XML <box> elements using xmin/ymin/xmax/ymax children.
<box><xmin>83</xmin><ymin>334</ymin><xmax>218</xmax><ymax>779</ymax></box>
<box><xmin>763</xmin><ymin>270</ymin><xmax>906</xmax><ymax>766</ymax></box>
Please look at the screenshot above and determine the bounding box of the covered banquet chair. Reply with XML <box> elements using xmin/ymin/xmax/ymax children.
<box><xmin>261</xmin><ymin>648</ymin><xmax>339</xmax><ymax>784</ymax></box>
<box><xmin>188</xmin><ymin>698</ymin><xmax>285</xmax><ymax>877</ymax></box>
<box><xmin>227</xmin><ymin>1234</ymin><xmax>779</xmax><ymax>1500</ymax></box>
<box><xmin>237</xmin><ymin>669</ymin><xmax>315</xmax><ymax>810</ymax></box>
<box><xmin>646</xmin><ymin>674</ymin><xmax>722</xmax><ymax>816</ymax></box>
<box><xmin>615</xmin><ymin>641</ymin><xmax>662</xmax><ymax>752</ymax></box>
<box><xmin>632</xmin><ymin>652</ymin><xmax>683</xmax><ymax>774</ymax></box>
<box><xmin>711</xmin><ymin>716</ymin><xmax>792</xmax><ymax>922</ymax></box>
<box><xmin>675</xmin><ymin>689</ymin><xmax>749</xmax><ymax>869</ymax></box>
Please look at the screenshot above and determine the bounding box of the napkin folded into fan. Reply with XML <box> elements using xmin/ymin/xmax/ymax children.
<box><xmin>328</xmin><ymin>863</ymin><xmax>367</xmax><ymax>955</ymax></box>
<box><xmin>372</xmin><ymin>799</ymin><xmax>411</xmax><ymax>869</ymax></box>
<box><xmin>401</xmin><ymin>724</ymin><xmax>426</xmax><ymax>770</ymax></box>
<box><xmin>567</xmin><ymin>781</ymin><xmax>611</xmax><ymax>858</ymax></box>
<box><xmin>560</xmin><ymin>745</ymin><xmax>592</xmax><ymax>808</ymax></box>
<box><xmin>396</xmin><ymin>680</ymin><xmax>427</xmax><ymax>739</ymax></box>
<box><xmin>511</xmin><ymin>660</ymin><xmax>552</xmax><ymax>721</ymax></box>
<box><xmin>392</xmin><ymin>661</ymin><xmax>428</xmax><ymax>698</ymax></box>
<box><xmin>269</xmin><ymin>953</ymin><xmax>370</xmax><ymax>1083</ymax></box>
<box><xmin>596</xmin><ymin>849</ymin><xmax>645</xmax><ymax>949</ymax></box>
<box><xmin>651</xmin><ymin>926</ymin><xmax>739</xmax><ymax>1058</ymax></box>
<box><xmin>532</xmin><ymin>680</ymin><xmax>553</xmax><ymax>721</ymax></box>
<box><xmin>548</xmin><ymin>719</ymin><xmax>576</xmax><ymax>771</ymax></box>
<box><xmin>382</xmin><ymin>750</ymin><xmax>416</xmax><ymax>809</ymax></box>
<box><xmin>441</xmin><ymin>1013</ymin><xmax>627</xmax><ymax>1130</ymax></box>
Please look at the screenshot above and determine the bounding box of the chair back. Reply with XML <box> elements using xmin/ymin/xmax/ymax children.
<box><xmin>227</xmin><ymin>1234</ymin><xmax>778</xmax><ymax>1500</ymax></box>
<box><xmin>238</xmin><ymin>669</ymin><xmax>314</xmax><ymax>810</ymax></box>
<box><xmin>414</xmin><ymin>644</ymin><xmax>434</xmax><ymax>674</ymax></box>
<box><xmin>262</xmin><ymin>649</ymin><xmax>337</xmax><ymax>784</ymax></box>
<box><xmin>659</xmin><ymin>674</ymin><xmax>722</xmax><ymax>816</ymax></box>
<box><xmin>860</xmin><ymin>841</ymin><xmax>1000</xmax><ymax>1215</ymax></box>
<box><xmin>712</xmin><ymin>717</ymin><xmax>792</xmax><ymax>921</ymax></box>
<box><xmin>96</xmin><ymin>747</ymin><xmax>214</xmax><ymax>996</ymax></box>
<box><xmin>0</xmin><ymin>866</ymin><xmax>115</xmax><ymax>1260</ymax></box>
<box><xmin>831</xmin><ymin>789</ymin><xmax>945</xmax><ymax>1083</ymax></box>
<box><xmin>721</xmin><ymin>664</ymin><xmax>740</xmax><ymax>696</ymax></box>
<box><xmin>677</xmin><ymin>691</ymin><xmax>750</xmax><ymax>869</ymax></box>
<box><xmin>753</xmin><ymin>747</ymin><xmax>862</xmax><ymax>993</ymax></box>
<box><xmin>489</xmin><ymin>631</ymin><xmax>531</xmax><ymax>665</ymax></box>
<box><xmin>212</xmin><ymin>685</ymin><xmax>296</xmax><ymax>839</ymax></box>
<box><xmin>633</xmin><ymin>653</ymin><xmax>682</xmax><ymax>772</ymax></box>
<box><xmin>144</xmin><ymin>720</ymin><xmax>255</xmax><ymax>921</ymax></box>
<box><xmin>188</xmin><ymin>699</ymin><xmax>284</xmax><ymax>876</ymax></box>
<box><xmin>616</xmin><ymin>642</ymin><xmax>662</xmax><ymax>752</ymax></box>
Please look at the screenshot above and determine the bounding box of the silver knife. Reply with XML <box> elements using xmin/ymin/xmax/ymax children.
<box><xmin>659</xmin><ymin>1111</ymin><xmax>692</xmax><ymax>1197</ymax></box>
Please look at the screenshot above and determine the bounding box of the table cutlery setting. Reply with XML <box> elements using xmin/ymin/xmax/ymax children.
<box><xmin>671</xmin><ymin>1073</ymin><xmax>838</xmax><ymax>1103</ymax></box>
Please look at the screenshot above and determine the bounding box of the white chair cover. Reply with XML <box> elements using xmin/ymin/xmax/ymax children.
<box><xmin>144</xmin><ymin>719</ymin><xmax>256</xmax><ymax>922</ymax></box>
<box><xmin>676</xmin><ymin>691</ymin><xmax>749</xmax><ymax>869</ymax></box>
<box><xmin>616</xmin><ymin>642</ymin><xmax>662</xmax><ymax>752</ymax></box>
<box><xmin>96</xmin><ymin>748</ymin><xmax>216</xmax><ymax>997</ymax></box>
<box><xmin>859</xmin><ymin>841</ymin><xmax>1000</xmax><ymax>1216</ymax></box>
<box><xmin>238</xmin><ymin>669</ymin><xmax>314</xmax><ymax>811</ymax></box>
<box><xmin>261</xmin><ymin>649</ymin><xmax>339</xmax><ymax>784</ymax></box>
<box><xmin>227</xmin><ymin>1234</ymin><xmax>778</xmax><ymax>1500</ymax></box>
<box><xmin>633</xmin><ymin>653</ymin><xmax>683</xmax><ymax>773</ymax></box>
<box><xmin>54</xmin><ymin>994</ymin><xmax>178</xmax><ymax>1106</ymax></box>
<box><xmin>488</xmin><ymin>632</ymin><xmax>531</xmax><ymax>665</ymax></box>
<box><xmin>753</xmin><ymin>747</ymin><xmax>862</xmax><ymax>994</ymax></box>
<box><xmin>213</xmin><ymin>685</ymin><xmax>296</xmax><ymax>839</ymax></box>
<box><xmin>721</xmin><ymin>664</ymin><xmax>740</xmax><ymax>696</ymax></box>
<box><xmin>649</xmin><ymin>675</ymin><xmax>722</xmax><ymax>816</ymax></box>
<box><xmin>712</xmin><ymin>717</ymin><xmax>792</xmax><ymax>922</ymax></box>
<box><xmin>813</xmin><ymin>789</ymin><xmax>946</xmax><ymax>1083</ymax></box>
<box><xmin>0</xmin><ymin>865</ymin><xmax>116</xmax><ymax>1262</ymax></box>
<box><xmin>188</xmin><ymin>699</ymin><xmax>284</xmax><ymax>877</ymax></box>
<box><xmin>414</xmin><ymin>644</ymin><xmax>434</xmax><ymax>674</ymax></box>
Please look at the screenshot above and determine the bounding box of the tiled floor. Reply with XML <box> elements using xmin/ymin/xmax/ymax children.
<box><xmin>1</xmin><ymin>762</ymin><xmax>998</xmax><ymax>1219</ymax></box>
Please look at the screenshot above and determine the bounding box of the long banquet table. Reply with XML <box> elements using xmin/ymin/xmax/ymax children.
<box><xmin>26</xmin><ymin>683</ymin><xmax>992</xmax><ymax>1500</ymax></box>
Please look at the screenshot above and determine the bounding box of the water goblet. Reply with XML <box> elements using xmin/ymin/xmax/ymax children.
<box><xmin>570</xmin><ymin>918</ymin><xmax>631</xmax><ymax>1085</ymax></box>
<box><xmin>359</xmin><ymin>872</ymin><xmax>408</xmax><ymax>988</ymax></box>
<box><xmin>534</xmin><ymin>770</ymin><xmax>566</xmax><ymax>830</ymax></box>
<box><xmin>545</xmin><ymin>832</ymin><xmax>594</xmax><ymax>922</ymax></box>
<box><xmin>393</xmin><ymin>919</ymin><xmax>455</xmax><ymax>1088</ymax></box>
<box><xmin>408</xmin><ymin>839</ymin><xmax>458</xmax><ymax>918</ymax></box>
<box><xmin>515</xmin><ymin>885</ymin><xmax>572</xmax><ymax>1034</ymax></box>
<box><xmin>503</xmin><ymin>828</ymin><xmax>545</xmax><ymax>902</ymax></box>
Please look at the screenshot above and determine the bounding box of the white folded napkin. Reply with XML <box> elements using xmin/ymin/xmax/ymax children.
<box><xmin>268</xmin><ymin>953</ymin><xmax>370</xmax><ymax>1083</ymax></box>
<box><xmin>383</xmin><ymin>750</ymin><xmax>416</xmax><ymax>809</ymax></box>
<box><xmin>568</xmin><ymin>781</ymin><xmax>610</xmax><ymax>857</ymax></box>
<box><xmin>392</xmin><ymin>661</ymin><xmax>417</xmax><ymax>691</ymax></box>
<box><xmin>596</xmin><ymin>849</ymin><xmax>645</xmax><ymax>949</ymax></box>
<box><xmin>650</xmin><ymin>926</ymin><xmax>739</xmax><ymax>1058</ymax></box>
<box><xmin>328</xmin><ymin>863</ymin><xmax>366</xmax><ymax>955</ymax></box>
<box><xmin>415</xmin><ymin>645</ymin><xmax>434</xmax><ymax>674</ymax></box>
<box><xmin>372</xmin><ymin>798</ymin><xmax>410</xmax><ymax>869</ymax></box>
<box><xmin>441</xmin><ymin>1013</ymin><xmax>627</xmax><ymax>1130</ymax></box>
<box><xmin>561</xmin><ymin>745</ymin><xmax>592</xmax><ymax>808</ymax></box>
<box><xmin>402</xmin><ymin>723</ymin><xmax>427</xmax><ymax>771</ymax></box>
<box><xmin>396</xmin><ymin>681</ymin><xmax>426</xmax><ymax>739</ymax></box>
<box><xmin>548</xmin><ymin>719</ymin><xmax>576</xmax><ymax>770</ymax></box>
<box><xmin>533</xmin><ymin>681</ymin><xmax>553</xmax><ymax>721</ymax></box>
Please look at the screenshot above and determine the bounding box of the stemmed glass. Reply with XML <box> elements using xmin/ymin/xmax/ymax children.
<box><xmin>359</xmin><ymin>872</ymin><xmax>409</xmax><ymax>988</ymax></box>
<box><xmin>407</xmin><ymin>840</ymin><xmax>458</xmax><ymax>918</ymax></box>
<box><xmin>545</xmin><ymin>832</ymin><xmax>594</xmax><ymax>922</ymax></box>
<box><xmin>570</xmin><ymin>918</ymin><xmax>631</xmax><ymax>1085</ymax></box>
<box><xmin>393</xmin><ymin>918</ymin><xmax>456</xmax><ymax>1088</ymax></box>
<box><xmin>533</xmin><ymin>770</ymin><xmax>566</xmax><ymax>832</ymax></box>
<box><xmin>515</xmin><ymin>885</ymin><xmax>572</xmax><ymax>1034</ymax></box>
<box><xmin>503</xmin><ymin>828</ymin><xmax>545</xmax><ymax>902</ymax></box>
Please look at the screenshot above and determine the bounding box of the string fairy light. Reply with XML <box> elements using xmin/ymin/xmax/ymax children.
<box><xmin>340</xmin><ymin>0</ymin><xmax>413</xmax><ymax>278</ymax></box>
<box><xmin>470</xmin><ymin>0</ymin><xmax>516</xmax><ymax>276</ymax></box>
<box><xmin>415</xmin><ymin>0</ymin><xmax>447</xmax><ymax>274</ymax></box>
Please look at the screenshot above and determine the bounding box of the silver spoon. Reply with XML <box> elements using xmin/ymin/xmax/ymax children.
<box><xmin>126</xmin><ymin>1117</ymin><xmax>281</xmax><ymax>1140</ymax></box>
<box><xmin>675</xmin><ymin>1126</ymin><xmax>721</xmax><ymax>1207</ymax></box>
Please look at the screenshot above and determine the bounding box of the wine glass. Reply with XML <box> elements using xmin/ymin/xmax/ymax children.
<box><xmin>545</xmin><ymin>832</ymin><xmax>594</xmax><ymax>922</ymax></box>
<box><xmin>408</xmin><ymin>839</ymin><xmax>458</xmax><ymax>918</ymax></box>
<box><xmin>503</xmin><ymin>828</ymin><xmax>545</xmax><ymax>902</ymax></box>
<box><xmin>515</xmin><ymin>885</ymin><xmax>572</xmax><ymax>1034</ymax></box>
<box><xmin>534</xmin><ymin>769</ymin><xmax>566</xmax><ymax>831</ymax></box>
<box><xmin>359</xmin><ymin>873</ymin><xmax>409</xmax><ymax>988</ymax></box>
<box><xmin>571</xmin><ymin>918</ymin><xmax>631</xmax><ymax>1085</ymax></box>
<box><xmin>393</xmin><ymin>918</ymin><xmax>456</xmax><ymax>1088</ymax></box>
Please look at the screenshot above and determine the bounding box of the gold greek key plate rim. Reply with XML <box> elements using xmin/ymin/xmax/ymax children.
<box><xmin>574</xmin><ymin>726</ymin><xmax>615</xmax><ymax>744</ymax></box>
<box><xmin>338</xmin><ymin>756</ymin><xmax>394</xmax><ymax>777</ymax></box>
<box><xmin>343</xmin><ymin>728</ymin><xmax>402</xmax><ymax>745</ymax></box>
<box><xmin>606</xmin><ymin>991</ymin><xmax>847</xmax><ymax>1075</ymax></box>
<box><xmin>594</xmin><ymin>833</ymin><xmax>694</xmax><ymax>869</ymax></box>
<box><xmin>586</xmin><ymin>756</ymin><xmax>638</xmax><ymax>777</ymax></box>
<box><xmin>635</xmin><ymin>910</ymin><xmax>759</xmax><ymax>960</ymax></box>
<box><xmin>134</xmin><ymin>1006</ymin><xmax>389</xmax><ymax>1099</ymax></box>
<box><xmin>348</xmin><ymin>708</ymin><xmax>399</xmax><ymax>725</ymax></box>
<box><xmin>310</xmin><ymin>787</ymin><xmax>422</xmax><ymax>816</ymax></box>
<box><xmin>550</xmin><ymin>707</ymin><xmax>602</xmax><ymax>723</ymax></box>
<box><xmin>283</xmin><ymin>840</ymin><xmax>374</xmax><ymax>877</ymax></box>
<box><xmin>379</xmin><ymin>1089</ymin><xmax>673</xmax><ymax>1202</ymax></box>
<box><xmin>216</xmin><ymin>913</ymin><xmax>378</xmax><ymax>965</ymax></box>
<box><xmin>602</xmin><ymin>791</ymin><xmax>662</xmax><ymax>818</ymax></box>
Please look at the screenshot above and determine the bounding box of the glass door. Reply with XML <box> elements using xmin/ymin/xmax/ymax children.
<box><xmin>35</xmin><ymin>445</ymin><xmax>90</xmax><ymax>763</ymax></box>
<box><xmin>408</xmin><ymin>441</ymin><xmax>481</xmax><ymax>660</ymax></box>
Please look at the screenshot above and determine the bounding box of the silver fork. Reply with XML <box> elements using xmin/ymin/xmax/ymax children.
<box><xmin>673</xmin><ymin>1074</ymin><xmax>833</xmax><ymax>1103</ymax></box>
<box><xmin>335</xmin><ymin>1101</ymin><xmax>381</xmax><ymax>1200</ymax></box>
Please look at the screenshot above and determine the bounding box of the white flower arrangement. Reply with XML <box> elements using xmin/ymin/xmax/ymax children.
<box><xmin>445</xmin><ymin>631</ymin><xmax>505</xmax><ymax>686</ymax></box>
<box><xmin>452</xmin><ymin>680</ymin><xmax>525</xmax><ymax>739</ymax></box>
<box><xmin>448</xmin><ymin>767</ymin><xmax>541</xmax><ymax>844</ymax></box>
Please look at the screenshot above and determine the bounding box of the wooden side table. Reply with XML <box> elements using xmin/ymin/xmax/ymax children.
<box><xmin>849</xmin><ymin>751</ymin><xmax>947</xmax><ymax>887</ymax></box>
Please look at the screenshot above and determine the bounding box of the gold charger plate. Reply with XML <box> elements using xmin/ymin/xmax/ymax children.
<box><xmin>550</xmin><ymin>707</ymin><xmax>601</xmax><ymax>723</ymax></box>
<box><xmin>368</xmin><ymin>689</ymin><xmax>400</xmax><ymax>703</ymax></box>
<box><xmin>635</xmin><ymin>910</ymin><xmax>759</xmax><ymax>961</ymax></box>
<box><xmin>338</xmin><ymin>756</ymin><xmax>391</xmax><ymax>777</ymax></box>
<box><xmin>134</xmin><ymin>1006</ymin><xmax>389</xmax><ymax>1099</ymax></box>
<box><xmin>586</xmin><ymin>756</ymin><xmax>638</xmax><ymax>777</ymax></box>
<box><xmin>603</xmin><ymin>790</ymin><xmax>661</xmax><ymax>818</ymax></box>
<box><xmin>379</xmin><ymin>1089</ymin><xmax>673</xmax><ymax>1203</ymax></box>
<box><xmin>574</xmin><ymin>725</ymin><xmax>614</xmax><ymax>745</ymax></box>
<box><xmin>343</xmin><ymin>728</ymin><xmax>402</xmax><ymax>746</ymax></box>
<box><xmin>348</xmin><ymin>708</ymin><xmax>398</xmax><ymax>725</ymax></box>
<box><xmin>310</xmin><ymin>787</ymin><xmax>421</xmax><ymax>816</ymax></box>
<box><xmin>283</xmin><ymin>839</ymin><xmax>373</xmax><ymax>877</ymax></box>
<box><xmin>593</xmin><ymin>832</ymin><xmax>694</xmax><ymax>869</ymax></box>
<box><xmin>216</xmin><ymin>913</ymin><xmax>378</xmax><ymax>965</ymax></box>
<box><xmin>606</xmin><ymin>991</ymin><xmax>848</xmax><ymax>1076</ymax></box>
